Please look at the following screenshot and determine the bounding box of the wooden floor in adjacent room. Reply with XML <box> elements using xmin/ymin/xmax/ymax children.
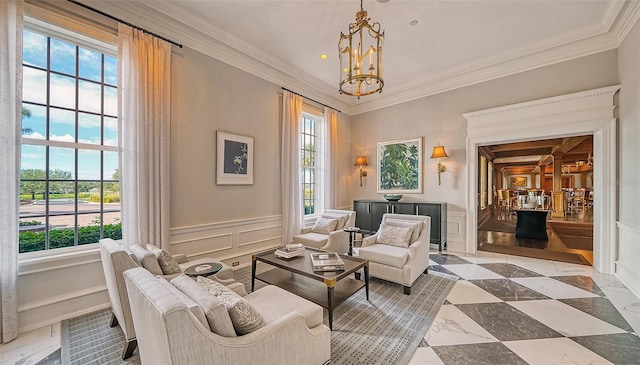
<box><xmin>478</xmin><ymin>206</ymin><xmax>594</xmax><ymax>265</ymax></box>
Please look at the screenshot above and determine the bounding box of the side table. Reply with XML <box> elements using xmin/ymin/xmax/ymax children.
<box><xmin>183</xmin><ymin>262</ymin><xmax>223</xmax><ymax>277</ymax></box>
<box><xmin>343</xmin><ymin>227</ymin><xmax>360</xmax><ymax>256</ymax></box>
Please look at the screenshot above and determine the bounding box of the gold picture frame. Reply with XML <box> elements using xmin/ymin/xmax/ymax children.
<box><xmin>510</xmin><ymin>176</ymin><xmax>527</xmax><ymax>187</ymax></box>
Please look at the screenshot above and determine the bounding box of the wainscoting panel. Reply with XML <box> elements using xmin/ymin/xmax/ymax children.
<box><xmin>170</xmin><ymin>232</ymin><xmax>233</xmax><ymax>257</ymax></box>
<box><xmin>238</xmin><ymin>225</ymin><xmax>282</xmax><ymax>247</ymax></box>
<box><xmin>170</xmin><ymin>215</ymin><xmax>283</xmax><ymax>266</ymax></box>
<box><xmin>615</xmin><ymin>221</ymin><xmax>640</xmax><ymax>298</ymax></box>
<box><xmin>446</xmin><ymin>211</ymin><xmax>467</xmax><ymax>253</ymax></box>
<box><xmin>17</xmin><ymin>248</ymin><xmax>108</xmax><ymax>333</ymax></box>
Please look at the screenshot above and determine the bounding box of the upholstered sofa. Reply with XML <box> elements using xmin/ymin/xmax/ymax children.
<box><xmin>123</xmin><ymin>267</ymin><xmax>332</xmax><ymax>365</ymax></box>
<box><xmin>357</xmin><ymin>213</ymin><xmax>431</xmax><ymax>295</ymax></box>
<box><xmin>292</xmin><ymin>209</ymin><xmax>356</xmax><ymax>254</ymax></box>
<box><xmin>99</xmin><ymin>238</ymin><xmax>238</xmax><ymax>359</ymax></box>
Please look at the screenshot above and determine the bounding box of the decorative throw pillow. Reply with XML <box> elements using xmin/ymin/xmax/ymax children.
<box><xmin>197</xmin><ymin>276</ymin><xmax>266</xmax><ymax>335</ymax></box>
<box><xmin>321</xmin><ymin>213</ymin><xmax>349</xmax><ymax>230</ymax></box>
<box><xmin>384</xmin><ymin>218</ymin><xmax>423</xmax><ymax>243</ymax></box>
<box><xmin>146</xmin><ymin>244</ymin><xmax>181</xmax><ymax>275</ymax></box>
<box><xmin>311</xmin><ymin>217</ymin><xmax>339</xmax><ymax>234</ymax></box>
<box><xmin>130</xmin><ymin>244</ymin><xmax>163</xmax><ymax>275</ymax></box>
<box><xmin>156</xmin><ymin>276</ymin><xmax>209</xmax><ymax>330</ymax></box>
<box><xmin>171</xmin><ymin>275</ymin><xmax>236</xmax><ymax>337</ymax></box>
<box><xmin>376</xmin><ymin>224</ymin><xmax>412</xmax><ymax>248</ymax></box>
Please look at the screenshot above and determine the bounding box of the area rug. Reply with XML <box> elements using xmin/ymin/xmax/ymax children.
<box><xmin>60</xmin><ymin>310</ymin><xmax>140</xmax><ymax>365</ymax></box>
<box><xmin>61</xmin><ymin>265</ymin><xmax>456</xmax><ymax>365</ymax></box>
<box><xmin>235</xmin><ymin>263</ymin><xmax>457</xmax><ymax>365</ymax></box>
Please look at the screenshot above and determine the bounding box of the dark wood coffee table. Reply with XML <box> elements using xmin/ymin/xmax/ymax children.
<box><xmin>251</xmin><ymin>247</ymin><xmax>369</xmax><ymax>330</ymax></box>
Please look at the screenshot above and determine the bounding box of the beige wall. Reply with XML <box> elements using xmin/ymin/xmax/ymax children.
<box><xmin>350</xmin><ymin>50</ymin><xmax>619</xmax><ymax>213</ymax></box>
<box><xmin>170</xmin><ymin>47</ymin><xmax>352</xmax><ymax>227</ymax></box>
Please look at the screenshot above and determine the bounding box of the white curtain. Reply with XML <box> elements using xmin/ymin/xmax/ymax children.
<box><xmin>322</xmin><ymin>107</ymin><xmax>338</xmax><ymax>209</ymax></box>
<box><xmin>281</xmin><ymin>91</ymin><xmax>303</xmax><ymax>244</ymax></box>
<box><xmin>0</xmin><ymin>0</ymin><xmax>22</xmax><ymax>344</ymax></box>
<box><xmin>118</xmin><ymin>24</ymin><xmax>172</xmax><ymax>250</ymax></box>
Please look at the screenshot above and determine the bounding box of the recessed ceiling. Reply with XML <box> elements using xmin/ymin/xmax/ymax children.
<box><xmin>106</xmin><ymin>0</ymin><xmax>637</xmax><ymax>114</ymax></box>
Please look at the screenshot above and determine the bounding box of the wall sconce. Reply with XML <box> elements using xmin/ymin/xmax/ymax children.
<box><xmin>430</xmin><ymin>144</ymin><xmax>449</xmax><ymax>185</ymax></box>
<box><xmin>354</xmin><ymin>155</ymin><xmax>368</xmax><ymax>186</ymax></box>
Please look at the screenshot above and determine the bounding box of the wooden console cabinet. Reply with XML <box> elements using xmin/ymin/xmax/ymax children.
<box><xmin>353</xmin><ymin>200</ymin><xmax>448</xmax><ymax>251</ymax></box>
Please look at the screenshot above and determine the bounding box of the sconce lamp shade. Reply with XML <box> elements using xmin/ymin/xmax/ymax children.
<box><xmin>354</xmin><ymin>155</ymin><xmax>369</xmax><ymax>167</ymax></box>
<box><xmin>430</xmin><ymin>145</ymin><xmax>449</xmax><ymax>159</ymax></box>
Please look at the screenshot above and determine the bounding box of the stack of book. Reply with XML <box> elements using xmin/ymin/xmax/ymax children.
<box><xmin>275</xmin><ymin>243</ymin><xmax>305</xmax><ymax>259</ymax></box>
<box><xmin>310</xmin><ymin>252</ymin><xmax>345</xmax><ymax>272</ymax></box>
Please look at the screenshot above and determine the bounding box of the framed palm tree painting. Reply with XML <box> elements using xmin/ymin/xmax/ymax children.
<box><xmin>377</xmin><ymin>137</ymin><xmax>423</xmax><ymax>193</ymax></box>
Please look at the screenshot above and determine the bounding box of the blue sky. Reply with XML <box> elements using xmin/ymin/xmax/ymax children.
<box><xmin>21</xmin><ymin>29</ymin><xmax>119</xmax><ymax>181</ymax></box>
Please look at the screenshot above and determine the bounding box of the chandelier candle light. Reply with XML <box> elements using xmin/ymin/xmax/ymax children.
<box><xmin>339</xmin><ymin>0</ymin><xmax>384</xmax><ymax>98</ymax></box>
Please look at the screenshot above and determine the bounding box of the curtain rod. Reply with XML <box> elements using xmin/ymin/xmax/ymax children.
<box><xmin>66</xmin><ymin>0</ymin><xmax>183</xmax><ymax>48</ymax></box>
<box><xmin>281</xmin><ymin>87</ymin><xmax>341</xmax><ymax>113</ymax></box>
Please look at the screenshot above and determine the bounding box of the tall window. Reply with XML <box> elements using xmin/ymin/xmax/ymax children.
<box><xmin>19</xmin><ymin>25</ymin><xmax>120</xmax><ymax>253</ymax></box>
<box><xmin>300</xmin><ymin>112</ymin><xmax>323</xmax><ymax>216</ymax></box>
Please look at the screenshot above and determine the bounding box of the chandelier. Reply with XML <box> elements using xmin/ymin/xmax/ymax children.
<box><xmin>338</xmin><ymin>0</ymin><xmax>384</xmax><ymax>98</ymax></box>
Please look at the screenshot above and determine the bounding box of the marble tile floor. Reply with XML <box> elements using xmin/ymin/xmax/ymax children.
<box><xmin>410</xmin><ymin>251</ymin><xmax>640</xmax><ymax>365</ymax></box>
<box><xmin>2</xmin><ymin>251</ymin><xmax>638</xmax><ymax>365</ymax></box>
<box><xmin>0</xmin><ymin>323</ymin><xmax>60</xmax><ymax>365</ymax></box>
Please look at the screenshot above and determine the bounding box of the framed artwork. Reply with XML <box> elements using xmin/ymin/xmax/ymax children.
<box><xmin>216</xmin><ymin>131</ymin><xmax>254</xmax><ymax>185</ymax></box>
<box><xmin>510</xmin><ymin>176</ymin><xmax>527</xmax><ymax>187</ymax></box>
<box><xmin>377</xmin><ymin>137</ymin><xmax>423</xmax><ymax>193</ymax></box>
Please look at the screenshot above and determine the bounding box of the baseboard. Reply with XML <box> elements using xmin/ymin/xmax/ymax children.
<box><xmin>615</xmin><ymin>221</ymin><xmax>640</xmax><ymax>299</ymax></box>
<box><xmin>19</xmin><ymin>303</ymin><xmax>111</xmax><ymax>334</ymax></box>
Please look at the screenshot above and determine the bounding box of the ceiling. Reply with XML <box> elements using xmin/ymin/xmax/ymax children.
<box><xmin>485</xmin><ymin>136</ymin><xmax>594</xmax><ymax>176</ymax></box>
<box><xmin>94</xmin><ymin>0</ymin><xmax>638</xmax><ymax>114</ymax></box>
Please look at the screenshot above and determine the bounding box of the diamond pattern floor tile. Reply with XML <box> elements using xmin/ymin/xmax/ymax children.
<box><xmin>413</xmin><ymin>254</ymin><xmax>640</xmax><ymax>365</ymax></box>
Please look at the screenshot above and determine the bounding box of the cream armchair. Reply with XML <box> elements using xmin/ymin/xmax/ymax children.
<box><xmin>357</xmin><ymin>214</ymin><xmax>431</xmax><ymax>295</ymax></box>
<box><xmin>123</xmin><ymin>267</ymin><xmax>331</xmax><ymax>365</ymax></box>
<box><xmin>293</xmin><ymin>209</ymin><xmax>356</xmax><ymax>254</ymax></box>
<box><xmin>99</xmin><ymin>239</ymin><xmax>239</xmax><ymax>359</ymax></box>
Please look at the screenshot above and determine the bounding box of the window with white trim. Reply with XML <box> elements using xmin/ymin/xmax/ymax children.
<box><xmin>300</xmin><ymin>110</ymin><xmax>324</xmax><ymax>217</ymax></box>
<box><xmin>19</xmin><ymin>22</ymin><xmax>120</xmax><ymax>253</ymax></box>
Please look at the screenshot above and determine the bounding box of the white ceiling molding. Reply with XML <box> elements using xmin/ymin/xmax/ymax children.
<box><xmin>87</xmin><ymin>0</ymin><xmax>353</xmax><ymax>113</ymax></box>
<box><xmin>612</xmin><ymin>0</ymin><xmax>640</xmax><ymax>45</ymax></box>
<box><xmin>83</xmin><ymin>0</ymin><xmax>637</xmax><ymax>116</ymax></box>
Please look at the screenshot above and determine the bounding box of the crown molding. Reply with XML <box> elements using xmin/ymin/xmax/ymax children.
<box><xmin>612</xmin><ymin>0</ymin><xmax>640</xmax><ymax>45</ymax></box>
<box><xmin>350</xmin><ymin>30</ymin><xmax>618</xmax><ymax>115</ymax></box>
<box><xmin>86</xmin><ymin>0</ymin><xmax>355</xmax><ymax>113</ymax></box>
<box><xmin>82</xmin><ymin>0</ymin><xmax>635</xmax><ymax>116</ymax></box>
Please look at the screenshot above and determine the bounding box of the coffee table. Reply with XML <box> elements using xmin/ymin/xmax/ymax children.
<box><xmin>252</xmin><ymin>247</ymin><xmax>369</xmax><ymax>330</ymax></box>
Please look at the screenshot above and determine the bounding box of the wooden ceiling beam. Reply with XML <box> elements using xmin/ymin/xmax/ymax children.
<box><xmin>538</xmin><ymin>155</ymin><xmax>554</xmax><ymax>166</ymax></box>
<box><xmin>493</xmin><ymin>147</ymin><xmax>552</xmax><ymax>158</ymax></box>
<box><xmin>552</xmin><ymin>136</ymin><xmax>589</xmax><ymax>155</ymax></box>
<box><xmin>488</xmin><ymin>139</ymin><xmax>564</xmax><ymax>152</ymax></box>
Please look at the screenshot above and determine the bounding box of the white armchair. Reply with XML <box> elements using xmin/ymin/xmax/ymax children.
<box><xmin>99</xmin><ymin>239</ymin><xmax>239</xmax><ymax>359</ymax></box>
<box><xmin>123</xmin><ymin>267</ymin><xmax>331</xmax><ymax>365</ymax></box>
<box><xmin>357</xmin><ymin>214</ymin><xmax>431</xmax><ymax>295</ymax></box>
<box><xmin>293</xmin><ymin>209</ymin><xmax>355</xmax><ymax>254</ymax></box>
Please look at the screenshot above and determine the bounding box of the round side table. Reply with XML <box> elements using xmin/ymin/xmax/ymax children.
<box><xmin>183</xmin><ymin>262</ymin><xmax>223</xmax><ymax>277</ymax></box>
<box><xmin>343</xmin><ymin>227</ymin><xmax>361</xmax><ymax>256</ymax></box>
